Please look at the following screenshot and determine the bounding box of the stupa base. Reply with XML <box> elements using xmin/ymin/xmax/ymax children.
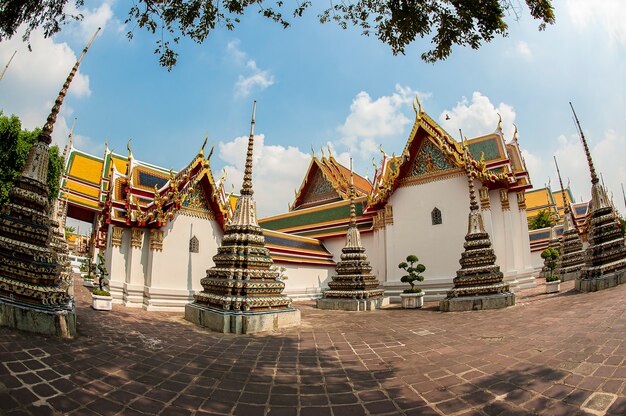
<box><xmin>439</xmin><ymin>292</ymin><xmax>515</xmax><ymax>312</ymax></box>
<box><xmin>0</xmin><ymin>298</ymin><xmax>76</xmax><ymax>339</ymax></box>
<box><xmin>317</xmin><ymin>296</ymin><xmax>389</xmax><ymax>311</ymax></box>
<box><xmin>576</xmin><ymin>269</ymin><xmax>626</xmax><ymax>293</ymax></box>
<box><xmin>559</xmin><ymin>269</ymin><xmax>582</xmax><ymax>282</ymax></box>
<box><xmin>185</xmin><ymin>302</ymin><xmax>300</xmax><ymax>334</ymax></box>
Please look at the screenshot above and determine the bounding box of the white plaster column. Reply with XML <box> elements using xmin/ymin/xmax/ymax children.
<box><xmin>123</xmin><ymin>227</ymin><xmax>145</xmax><ymax>307</ymax></box>
<box><xmin>479</xmin><ymin>185</ymin><xmax>493</xmax><ymax>237</ymax></box>
<box><xmin>500</xmin><ymin>189</ymin><xmax>520</xmax><ymax>290</ymax></box>
<box><xmin>106</xmin><ymin>225</ymin><xmax>127</xmax><ymax>304</ymax></box>
<box><xmin>515</xmin><ymin>190</ymin><xmax>537</xmax><ymax>287</ymax></box>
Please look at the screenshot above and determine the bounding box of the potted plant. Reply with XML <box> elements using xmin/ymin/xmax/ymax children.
<box><xmin>92</xmin><ymin>252</ymin><xmax>112</xmax><ymax>311</ymax></box>
<box><xmin>398</xmin><ymin>255</ymin><xmax>426</xmax><ymax>309</ymax></box>
<box><xmin>541</xmin><ymin>247</ymin><xmax>561</xmax><ymax>293</ymax></box>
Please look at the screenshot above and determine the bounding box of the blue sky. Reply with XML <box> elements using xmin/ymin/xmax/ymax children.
<box><xmin>0</xmin><ymin>0</ymin><xmax>625</xmax><ymax>219</ymax></box>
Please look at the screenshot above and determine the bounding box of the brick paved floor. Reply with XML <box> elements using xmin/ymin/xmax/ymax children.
<box><xmin>2</xmin><ymin>277</ymin><xmax>626</xmax><ymax>416</ymax></box>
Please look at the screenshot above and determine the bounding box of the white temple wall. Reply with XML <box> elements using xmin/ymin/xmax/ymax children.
<box><xmin>278</xmin><ymin>263</ymin><xmax>332</xmax><ymax>301</ymax></box>
<box><xmin>124</xmin><ymin>229</ymin><xmax>147</xmax><ymax>308</ymax></box>
<box><xmin>144</xmin><ymin>213</ymin><xmax>223</xmax><ymax>311</ymax></box>
<box><xmin>383</xmin><ymin>175</ymin><xmax>468</xmax><ymax>299</ymax></box>
<box><xmin>106</xmin><ymin>225</ymin><xmax>128</xmax><ymax>304</ymax></box>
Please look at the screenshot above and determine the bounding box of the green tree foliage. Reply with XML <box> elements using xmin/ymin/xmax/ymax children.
<box><xmin>0</xmin><ymin>0</ymin><xmax>555</xmax><ymax>70</ymax></box>
<box><xmin>541</xmin><ymin>247</ymin><xmax>559</xmax><ymax>281</ymax></box>
<box><xmin>528</xmin><ymin>208</ymin><xmax>555</xmax><ymax>230</ymax></box>
<box><xmin>398</xmin><ymin>254</ymin><xmax>426</xmax><ymax>293</ymax></box>
<box><xmin>0</xmin><ymin>113</ymin><xmax>63</xmax><ymax>206</ymax></box>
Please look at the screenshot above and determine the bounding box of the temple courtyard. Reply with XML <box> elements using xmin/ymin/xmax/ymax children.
<box><xmin>1</xmin><ymin>277</ymin><xmax>626</xmax><ymax>416</ymax></box>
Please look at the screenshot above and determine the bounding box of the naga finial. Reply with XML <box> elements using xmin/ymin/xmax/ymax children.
<box><xmin>310</xmin><ymin>145</ymin><xmax>316</xmax><ymax>159</ymax></box>
<box><xmin>512</xmin><ymin>123</ymin><xmax>519</xmax><ymax>142</ymax></box>
<box><xmin>206</xmin><ymin>143</ymin><xmax>214</xmax><ymax>161</ymax></box>
<box><xmin>320</xmin><ymin>145</ymin><xmax>326</xmax><ymax>160</ymax></box>
<box><xmin>413</xmin><ymin>95</ymin><xmax>423</xmax><ymax>116</ymax></box>
<box><xmin>327</xmin><ymin>144</ymin><xmax>333</xmax><ymax>158</ymax></box>
<box><xmin>372</xmin><ymin>157</ymin><xmax>378</xmax><ymax>171</ymax></box>
<box><xmin>127</xmin><ymin>138</ymin><xmax>133</xmax><ymax>159</ymax></box>
<box><xmin>496</xmin><ymin>113</ymin><xmax>502</xmax><ymax>132</ymax></box>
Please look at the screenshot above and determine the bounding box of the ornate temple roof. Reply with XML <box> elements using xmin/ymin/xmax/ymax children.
<box><xmin>525</xmin><ymin>186</ymin><xmax>575</xmax><ymax>223</ymax></box>
<box><xmin>290</xmin><ymin>153</ymin><xmax>372</xmax><ymax>211</ymax></box>
<box><xmin>263</xmin><ymin>230</ymin><xmax>335</xmax><ymax>266</ymax></box>
<box><xmin>366</xmin><ymin>100</ymin><xmax>530</xmax><ymax>210</ymax></box>
<box><xmin>61</xmin><ymin>141</ymin><xmax>232</xmax><ymax>229</ymax></box>
<box><xmin>259</xmin><ymin>197</ymin><xmax>374</xmax><ymax>239</ymax></box>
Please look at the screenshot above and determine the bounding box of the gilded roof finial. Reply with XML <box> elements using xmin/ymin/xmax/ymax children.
<box><xmin>200</xmin><ymin>133</ymin><xmax>208</xmax><ymax>156</ymax></box>
<box><xmin>512</xmin><ymin>123</ymin><xmax>519</xmax><ymax>142</ymax></box>
<box><xmin>39</xmin><ymin>27</ymin><xmax>100</xmax><ymax>145</ymax></box>
<box><xmin>570</xmin><ymin>102</ymin><xmax>598</xmax><ymax>185</ymax></box>
<box><xmin>461</xmin><ymin>129</ymin><xmax>478</xmax><ymax>212</ymax></box>
<box><xmin>104</xmin><ymin>138</ymin><xmax>109</xmax><ymax>152</ymax></box>
<box><xmin>413</xmin><ymin>95</ymin><xmax>423</xmax><ymax>116</ymax></box>
<box><xmin>127</xmin><ymin>138</ymin><xmax>133</xmax><ymax>159</ymax></box>
<box><xmin>206</xmin><ymin>143</ymin><xmax>215</xmax><ymax>161</ymax></box>
<box><xmin>327</xmin><ymin>144</ymin><xmax>333</xmax><ymax>158</ymax></box>
<box><xmin>496</xmin><ymin>113</ymin><xmax>503</xmax><ymax>132</ymax></box>
<box><xmin>0</xmin><ymin>50</ymin><xmax>17</xmax><ymax>82</ymax></box>
<box><xmin>240</xmin><ymin>100</ymin><xmax>256</xmax><ymax>196</ymax></box>
<box><xmin>310</xmin><ymin>145</ymin><xmax>316</xmax><ymax>159</ymax></box>
<box><xmin>372</xmin><ymin>157</ymin><xmax>378</xmax><ymax>171</ymax></box>
<box><xmin>379</xmin><ymin>144</ymin><xmax>387</xmax><ymax>157</ymax></box>
<box><xmin>554</xmin><ymin>156</ymin><xmax>571</xmax><ymax>215</ymax></box>
<box><xmin>320</xmin><ymin>145</ymin><xmax>326</xmax><ymax>160</ymax></box>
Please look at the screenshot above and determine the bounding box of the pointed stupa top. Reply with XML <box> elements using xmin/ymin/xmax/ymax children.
<box><xmin>241</xmin><ymin>100</ymin><xmax>256</xmax><ymax>196</ymax></box>
<box><xmin>554</xmin><ymin>156</ymin><xmax>571</xmax><ymax>215</ymax></box>
<box><xmin>345</xmin><ymin>158</ymin><xmax>362</xmax><ymax>248</ymax></box>
<box><xmin>461</xmin><ymin>131</ymin><xmax>479</xmax><ymax>213</ymax></box>
<box><xmin>39</xmin><ymin>28</ymin><xmax>100</xmax><ymax>145</ymax></box>
<box><xmin>570</xmin><ymin>102</ymin><xmax>598</xmax><ymax>185</ymax></box>
<box><xmin>61</xmin><ymin>117</ymin><xmax>77</xmax><ymax>166</ymax></box>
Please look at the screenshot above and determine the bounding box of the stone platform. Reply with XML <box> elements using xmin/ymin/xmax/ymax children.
<box><xmin>184</xmin><ymin>303</ymin><xmax>301</xmax><ymax>334</ymax></box>
<box><xmin>317</xmin><ymin>297</ymin><xmax>389</xmax><ymax>311</ymax></box>
<box><xmin>560</xmin><ymin>270</ymin><xmax>582</xmax><ymax>282</ymax></box>
<box><xmin>576</xmin><ymin>269</ymin><xmax>626</xmax><ymax>293</ymax></box>
<box><xmin>0</xmin><ymin>298</ymin><xmax>75</xmax><ymax>339</ymax></box>
<box><xmin>439</xmin><ymin>292</ymin><xmax>516</xmax><ymax>312</ymax></box>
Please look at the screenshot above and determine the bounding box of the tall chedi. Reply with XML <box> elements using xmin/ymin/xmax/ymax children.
<box><xmin>185</xmin><ymin>102</ymin><xmax>300</xmax><ymax>334</ymax></box>
<box><xmin>0</xmin><ymin>29</ymin><xmax>99</xmax><ymax>338</ymax></box>
<box><xmin>440</xmin><ymin>135</ymin><xmax>515</xmax><ymax>312</ymax></box>
<box><xmin>570</xmin><ymin>104</ymin><xmax>626</xmax><ymax>292</ymax></box>
<box><xmin>317</xmin><ymin>159</ymin><xmax>388</xmax><ymax>311</ymax></box>
<box><xmin>553</xmin><ymin>156</ymin><xmax>584</xmax><ymax>281</ymax></box>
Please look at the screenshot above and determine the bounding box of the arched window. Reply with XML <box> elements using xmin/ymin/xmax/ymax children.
<box><xmin>431</xmin><ymin>207</ymin><xmax>442</xmax><ymax>225</ymax></box>
<box><xmin>189</xmin><ymin>236</ymin><xmax>199</xmax><ymax>253</ymax></box>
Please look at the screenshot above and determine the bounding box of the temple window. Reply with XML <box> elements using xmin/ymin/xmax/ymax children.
<box><xmin>189</xmin><ymin>236</ymin><xmax>199</xmax><ymax>253</ymax></box>
<box><xmin>431</xmin><ymin>207</ymin><xmax>442</xmax><ymax>225</ymax></box>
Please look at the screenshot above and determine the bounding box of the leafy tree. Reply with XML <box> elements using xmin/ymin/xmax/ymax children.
<box><xmin>0</xmin><ymin>0</ymin><xmax>555</xmax><ymax>70</ymax></box>
<box><xmin>0</xmin><ymin>113</ymin><xmax>63</xmax><ymax>206</ymax></box>
<box><xmin>528</xmin><ymin>208</ymin><xmax>555</xmax><ymax>230</ymax></box>
<box><xmin>398</xmin><ymin>254</ymin><xmax>426</xmax><ymax>293</ymax></box>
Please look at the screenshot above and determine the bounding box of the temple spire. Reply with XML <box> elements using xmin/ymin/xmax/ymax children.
<box><xmin>461</xmin><ymin>130</ymin><xmax>478</xmax><ymax>212</ymax></box>
<box><xmin>39</xmin><ymin>28</ymin><xmax>100</xmax><ymax>145</ymax></box>
<box><xmin>349</xmin><ymin>158</ymin><xmax>356</xmax><ymax>226</ymax></box>
<box><xmin>62</xmin><ymin>117</ymin><xmax>77</xmax><ymax>166</ymax></box>
<box><xmin>570</xmin><ymin>102</ymin><xmax>598</xmax><ymax>185</ymax></box>
<box><xmin>0</xmin><ymin>50</ymin><xmax>16</xmax><ymax>82</ymax></box>
<box><xmin>622</xmin><ymin>183</ymin><xmax>625</xmax><ymax>210</ymax></box>
<box><xmin>554</xmin><ymin>156</ymin><xmax>571</xmax><ymax>215</ymax></box>
<box><xmin>241</xmin><ymin>100</ymin><xmax>256</xmax><ymax>196</ymax></box>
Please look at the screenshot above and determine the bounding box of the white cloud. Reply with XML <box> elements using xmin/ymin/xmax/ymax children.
<box><xmin>228</xmin><ymin>40</ymin><xmax>275</xmax><ymax>97</ymax></box>
<box><xmin>526</xmin><ymin>130</ymin><xmax>626</xmax><ymax>217</ymax></box>
<box><xmin>337</xmin><ymin>84</ymin><xmax>424</xmax><ymax>160</ymax></box>
<box><xmin>515</xmin><ymin>41</ymin><xmax>532</xmax><ymax>59</ymax></box>
<box><xmin>218</xmin><ymin>134</ymin><xmax>311</xmax><ymax>217</ymax></box>
<box><xmin>566</xmin><ymin>0</ymin><xmax>626</xmax><ymax>45</ymax></box>
<box><xmin>438</xmin><ymin>92</ymin><xmax>517</xmax><ymax>140</ymax></box>
<box><xmin>65</xmin><ymin>0</ymin><xmax>124</xmax><ymax>42</ymax></box>
<box><xmin>0</xmin><ymin>31</ymin><xmax>92</xmax><ymax>147</ymax></box>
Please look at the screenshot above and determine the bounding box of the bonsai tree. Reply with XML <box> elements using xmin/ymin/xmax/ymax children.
<box><xmin>93</xmin><ymin>252</ymin><xmax>110</xmax><ymax>296</ymax></box>
<box><xmin>541</xmin><ymin>247</ymin><xmax>560</xmax><ymax>282</ymax></box>
<box><xmin>398</xmin><ymin>255</ymin><xmax>426</xmax><ymax>293</ymax></box>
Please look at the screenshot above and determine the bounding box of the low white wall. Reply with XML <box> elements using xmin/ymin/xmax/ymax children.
<box><xmin>279</xmin><ymin>263</ymin><xmax>333</xmax><ymax>300</ymax></box>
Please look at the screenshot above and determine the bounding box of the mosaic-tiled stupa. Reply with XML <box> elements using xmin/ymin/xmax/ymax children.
<box><xmin>317</xmin><ymin>161</ymin><xmax>388</xmax><ymax>311</ymax></box>
<box><xmin>0</xmin><ymin>29</ymin><xmax>99</xmax><ymax>338</ymax></box>
<box><xmin>571</xmin><ymin>105</ymin><xmax>626</xmax><ymax>292</ymax></box>
<box><xmin>553</xmin><ymin>157</ymin><xmax>584</xmax><ymax>281</ymax></box>
<box><xmin>185</xmin><ymin>102</ymin><xmax>300</xmax><ymax>333</ymax></box>
<box><xmin>440</xmin><ymin>142</ymin><xmax>515</xmax><ymax>312</ymax></box>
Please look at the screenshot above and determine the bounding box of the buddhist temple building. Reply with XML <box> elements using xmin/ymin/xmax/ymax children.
<box><xmin>58</xmin><ymin>98</ymin><xmax>540</xmax><ymax>311</ymax></box>
<box><xmin>0</xmin><ymin>28</ymin><xmax>100</xmax><ymax>338</ymax></box>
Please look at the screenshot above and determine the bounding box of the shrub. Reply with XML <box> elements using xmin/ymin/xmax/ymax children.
<box><xmin>92</xmin><ymin>289</ymin><xmax>111</xmax><ymax>296</ymax></box>
<box><xmin>398</xmin><ymin>255</ymin><xmax>426</xmax><ymax>294</ymax></box>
